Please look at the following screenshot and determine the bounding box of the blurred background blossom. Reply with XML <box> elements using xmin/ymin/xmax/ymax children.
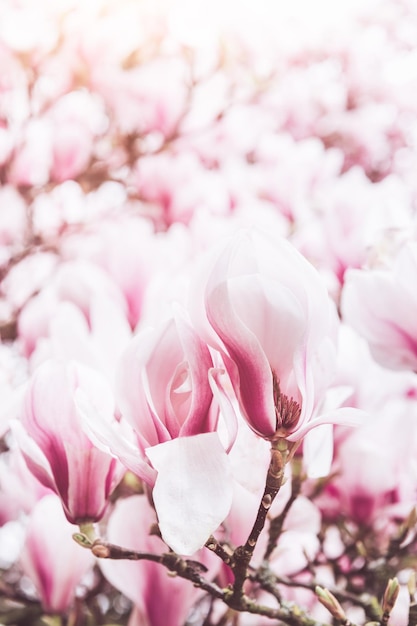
<box><xmin>1</xmin><ymin>0</ymin><xmax>417</xmax><ymax>624</ymax></box>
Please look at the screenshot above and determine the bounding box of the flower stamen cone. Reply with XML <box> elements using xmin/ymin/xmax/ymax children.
<box><xmin>272</xmin><ymin>370</ymin><xmax>302</xmax><ymax>436</ymax></box>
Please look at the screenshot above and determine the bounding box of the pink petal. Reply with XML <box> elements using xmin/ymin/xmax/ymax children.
<box><xmin>100</xmin><ymin>495</ymin><xmax>209</xmax><ymax>626</ymax></box>
<box><xmin>11</xmin><ymin>419</ymin><xmax>57</xmax><ymax>492</ymax></box>
<box><xmin>206</xmin><ymin>280</ymin><xmax>276</xmax><ymax>437</ymax></box>
<box><xmin>76</xmin><ymin>387</ymin><xmax>157</xmax><ymax>487</ymax></box>
<box><xmin>117</xmin><ymin>327</ymin><xmax>171</xmax><ymax>446</ymax></box>
<box><xmin>302</xmin><ymin>424</ymin><xmax>334</xmax><ymax>478</ymax></box>
<box><xmin>173</xmin><ymin>306</ymin><xmax>214</xmax><ymax>437</ymax></box>
<box><xmin>21</xmin><ymin>494</ymin><xmax>94</xmax><ymax>613</ymax></box>
<box><xmin>291</xmin><ymin>406</ymin><xmax>366</xmax><ymax>441</ymax></box>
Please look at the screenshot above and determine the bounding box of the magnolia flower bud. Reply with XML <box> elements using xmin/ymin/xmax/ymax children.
<box><xmin>382</xmin><ymin>577</ymin><xmax>400</xmax><ymax>614</ymax></box>
<box><xmin>315</xmin><ymin>586</ymin><xmax>347</xmax><ymax>622</ymax></box>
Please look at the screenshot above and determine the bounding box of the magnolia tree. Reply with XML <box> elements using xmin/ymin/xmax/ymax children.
<box><xmin>1</xmin><ymin>0</ymin><xmax>417</xmax><ymax>625</ymax></box>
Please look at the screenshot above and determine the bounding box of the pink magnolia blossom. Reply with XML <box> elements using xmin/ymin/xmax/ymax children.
<box><xmin>316</xmin><ymin>390</ymin><xmax>417</xmax><ymax>531</ymax></box>
<box><xmin>77</xmin><ymin>306</ymin><xmax>234</xmax><ymax>554</ymax></box>
<box><xmin>193</xmin><ymin>230</ymin><xmax>360</xmax><ymax>454</ymax></box>
<box><xmin>2</xmin><ymin>251</ymin><xmax>58</xmax><ymax>316</ymax></box>
<box><xmin>0</xmin><ymin>42</ymin><xmax>29</xmax><ymax>125</ymax></box>
<box><xmin>13</xmin><ymin>359</ymin><xmax>121</xmax><ymax>525</ymax></box>
<box><xmin>20</xmin><ymin>494</ymin><xmax>94</xmax><ymax>614</ymax></box>
<box><xmin>49</xmin><ymin>121</ymin><xmax>93</xmax><ymax>183</ymax></box>
<box><xmin>0</xmin><ymin>342</ymin><xmax>27</xmax><ymax>439</ymax></box>
<box><xmin>18</xmin><ymin>259</ymin><xmax>128</xmax><ymax>358</ymax></box>
<box><xmin>342</xmin><ymin>240</ymin><xmax>417</xmax><ymax>371</ymax></box>
<box><xmin>250</xmin><ymin>133</ymin><xmax>343</xmax><ymax>228</ymax></box>
<box><xmin>72</xmin><ymin>216</ymin><xmax>192</xmax><ymax>329</ymax></box>
<box><xmin>92</xmin><ymin>56</ymin><xmax>187</xmax><ymax>136</ymax></box>
<box><xmin>294</xmin><ymin>168</ymin><xmax>412</xmax><ymax>291</ymax></box>
<box><xmin>133</xmin><ymin>152</ymin><xmax>230</xmax><ymax>228</ymax></box>
<box><xmin>0</xmin><ymin>447</ymin><xmax>51</xmax><ymax>526</ymax></box>
<box><xmin>8</xmin><ymin>119</ymin><xmax>53</xmax><ymax>187</ymax></box>
<box><xmin>47</xmin><ymin>90</ymin><xmax>106</xmax><ymax>183</ymax></box>
<box><xmin>26</xmin><ymin>298</ymin><xmax>131</xmax><ymax>387</ymax></box>
<box><xmin>333</xmin><ymin>323</ymin><xmax>417</xmax><ymax>418</ymax></box>
<box><xmin>100</xmin><ymin>495</ymin><xmax>220</xmax><ymax>626</ymax></box>
<box><xmin>0</xmin><ymin>185</ymin><xmax>27</xmax><ymax>247</ymax></box>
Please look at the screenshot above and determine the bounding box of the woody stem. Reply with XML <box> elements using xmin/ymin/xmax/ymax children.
<box><xmin>228</xmin><ymin>438</ymin><xmax>288</xmax><ymax>607</ymax></box>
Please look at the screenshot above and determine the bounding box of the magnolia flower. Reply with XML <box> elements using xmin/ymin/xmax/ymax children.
<box><xmin>8</xmin><ymin>119</ymin><xmax>53</xmax><ymax>187</ymax></box>
<box><xmin>0</xmin><ymin>448</ymin><xmax>51</xmax><ymax>526</ymax></box>
<box><xmin>342</xmin><ymin>241</ymin><xmax>417</xmax><ymax>371</ymax></box>
<box><xmin>18</xmin><ymin>259</ymin><xmax>127</xmax><ymax>358</ymax></box>
<box><xmin>20</xmin><ymin>494</ymin><xmax>94</xmax><ymax>614</ymax></box>
<box><xmin>316</xmin><ymin>390</ymin><xmax>417</xmax><ymax>529</ymax></box>
<box><xmin>191</xmin><ymin>230</ymin><xmax>361</xmax><ymax>476</ymax></box>
<box><xmin>100</xmin><ymin>495</ymin><xmax>220</xmax><ymax>626</ymax></box>
<box><xmin>13</xmin><ymin>359</ymin><xmax>121</xmax><ymax>525</ymax></box>
<box><xmin>77</xmin><ymin>306</ymin><xmax>234</xmax><ymax>555</ymax></box>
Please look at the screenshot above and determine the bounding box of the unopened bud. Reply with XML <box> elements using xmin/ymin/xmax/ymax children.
<box><xmin>397</xmin><ymin>507</ymin><xmax>417</xmax><ymax>544</ymax></box>
<box><xmin>72</xmin><ymin>532</ymin><xmax>93</xmax><ymax>549</ymax></box>
<box><xmin>315</xmin><ymin>586</ymin><xmax>347</xmax><ymax>622</ymax></box>
<box><xmin>382</xmin><ymin>577</ymin><xmax>400</xmax><ymax>614</ymax></box>
<box><xmin>356</xmin><ymin>540</ymin><xmax>367</xmax><ymax>557</ymax></box>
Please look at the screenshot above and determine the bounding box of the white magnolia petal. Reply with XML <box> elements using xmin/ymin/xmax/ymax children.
<box><xmin>302</xmin><ymin>424</ymin><xmax>334</xmax><ymax>478</ymax></box>
<box><xmin>288</xmin><ymin>407</ymin><xmax>367</xmax><ymax>442</ymax></box>
<box><xmin>146</xmin><ymin>432</ymin><xmax>233</xmax><ymax>555</ymax></box>
<box><xmin>75</xmin><ymin>388</ymin><xmax>157</xmax><ymax>486</ymax></box>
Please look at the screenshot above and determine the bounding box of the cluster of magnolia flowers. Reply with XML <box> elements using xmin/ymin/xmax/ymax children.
<box><xmin>4</xmin><ymin>228</ymin><xmax>417</xmax><ymax>626</ymax></box>
<box><xmin>13</xmin><ymin>230</ymin><xmax>362</xmax><ymax>551</ymax></box>
<box><xmin>2</xmin><ymin>0</ymin><xmax>417</xmax><ymax>625</ymax></box>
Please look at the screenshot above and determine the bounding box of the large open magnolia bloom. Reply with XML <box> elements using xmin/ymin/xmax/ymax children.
<box><xmin>192</xmin><ymin>230</ymin><xmax>360</xmax><ymax>462</ymax></box>
<box><xmin>13</xmin><ymin>359</ymin><xmax>121</xmax><ymax>525</ymax></box>
<box><xmin>77</xmin><ymin>306</ymin><xmax>234</xmax><ymax>555</ymax></box>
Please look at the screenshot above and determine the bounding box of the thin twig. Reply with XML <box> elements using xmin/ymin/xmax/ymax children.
<box><xmin>90</xmin><ymin>540</ymin><xmax>225</xmax><ymax>600</ymax></box>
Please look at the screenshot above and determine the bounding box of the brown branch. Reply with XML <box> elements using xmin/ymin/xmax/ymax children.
<box><xmin>228</xmin><ymin>439</ymin><xmax>288</xmax><ymax>607</ymax></box>
<box><xmin>74</xmin><ymin>532</ymin><xmax>333</xmax><ymax>626</ymax></box>
<box><xmin>222</xmin><ymin>592</ymin><xmax>330</xmax><ymax>626</ymax></box>
<box><xmin>205</xmin><ymin>535</ymin><xmax>234</xmax><ymax>566</ymax></box>
<box><xmin>264</xmin><ymin>456</ymin><xmax>303</xmax><ymax>560</ymax></box>
<box><xmin>90</xmin><ymin>539</ymin><xmax>225</xmax><ymax>600</ymax></box>
<box><xmin>251</xmin><ymin>566</ymin><xmax>381</xmax><ymax>622</ymax></box>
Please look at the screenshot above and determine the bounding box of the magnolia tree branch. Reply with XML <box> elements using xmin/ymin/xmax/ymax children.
<box><xmin>72</xmin><ymin>534</ymin><xmax>335</xmax><ymax>625</ymax></box>
<box><xmin>73</xmin><ymin>439</ymin><xmax>337</xmax><ymax>626</ymax></box>
<box><xmin>226</xmin><ymin>438</ymin><xmax>289</xmax><ymax>607</ymax></box>
<box><xmin>73</xmin><ymin>535</ymin><xmax>225</xmax><ymax>600</ymax></box>
<box><xmin>264</xmin><ymin>456</ymin><xmax>303</xmax><ymax>560</ymax></box>
<box><xmin>72</xmin><ymin>437</ymin><xmax>395</xmax><ymax>626</ymax></box>
<box><xmin>78</xmin><ymin>534</ymin><xmax>333</xmax><ymax>626</ymax></box>
<box><xmin>205</xmin><ymin>535</ymin><xmax>234</xmax><ymax>565</ymax></box>
<box><xmin>252</xmin><ymin>567</ymin><xmax>380</xmax><ymax>622</ymax></box>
